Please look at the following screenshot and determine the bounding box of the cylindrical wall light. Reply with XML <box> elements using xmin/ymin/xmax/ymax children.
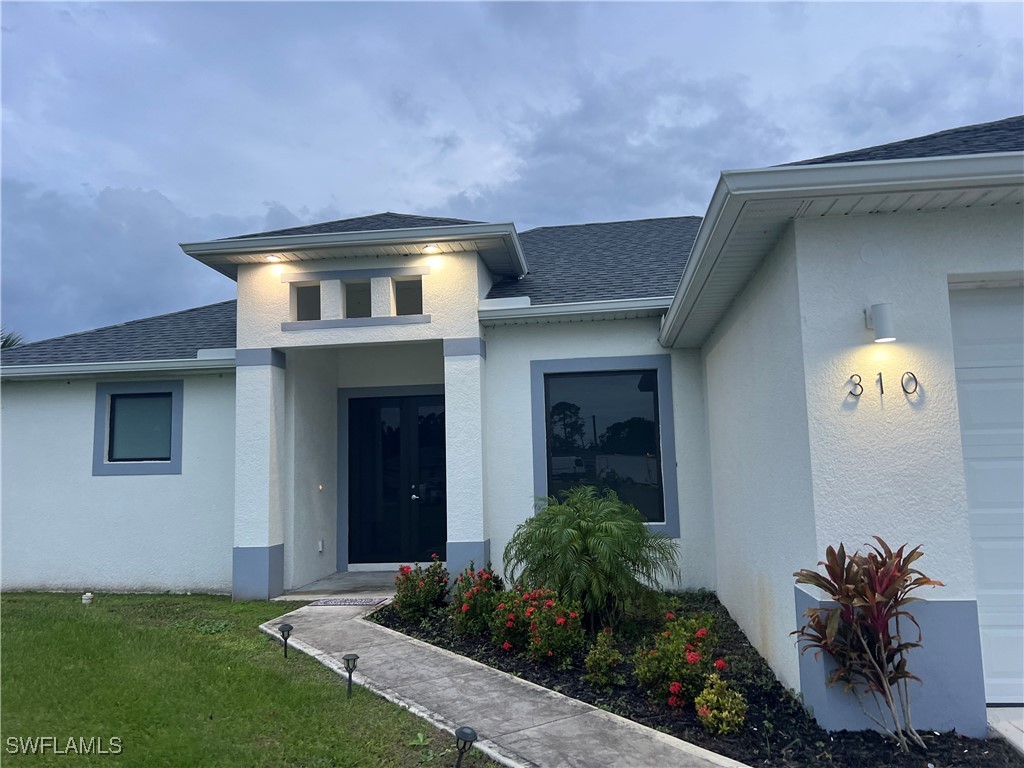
<box><xmin>866</xmin><ymin>302</ymin><xmax>896</xmax><ymax>343</ymax></box>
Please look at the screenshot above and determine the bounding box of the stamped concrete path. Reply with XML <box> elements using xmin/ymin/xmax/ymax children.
<box><xmin>260</xmin><ymin>602</ymin><xmax>750</xmax><ymax>768</ymax></box>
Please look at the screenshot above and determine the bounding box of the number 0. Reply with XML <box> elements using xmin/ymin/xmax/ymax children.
<box><xmin>901</xmin><ymin>372</ymin><xmax>918</xmax><ymax>395</ymax></box>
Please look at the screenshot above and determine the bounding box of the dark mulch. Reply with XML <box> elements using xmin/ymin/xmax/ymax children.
<box><xmin>372</xmin><ymin>591</ymin><xmax>1023</xmax><ymax>768</ymax></box>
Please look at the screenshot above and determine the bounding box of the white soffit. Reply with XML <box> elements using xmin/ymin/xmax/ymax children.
<box><xmin>660</xmin><ymin>153</ymin><xmax>1024</xmax><ymax>349</ymax></box>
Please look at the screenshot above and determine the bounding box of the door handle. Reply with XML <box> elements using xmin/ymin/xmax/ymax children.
<box><xmin>411</xmin><ymin>494</ymin><xmax>420</xmax><ymax>500</ymax></box>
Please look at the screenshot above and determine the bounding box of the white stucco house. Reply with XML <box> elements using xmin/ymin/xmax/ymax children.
<box><xmin>3</xmin><ymin>115</ymin><xmax>1022</xmax><ymax>734</ymax></box>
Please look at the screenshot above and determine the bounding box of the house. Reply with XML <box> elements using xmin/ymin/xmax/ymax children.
<box><xmin>3</xmin><ymin>116</ymin><xmax>1022</xmax><ymax>736</ymax></box>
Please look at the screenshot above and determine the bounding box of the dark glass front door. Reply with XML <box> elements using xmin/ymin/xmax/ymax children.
<box><xmin>349</xmin><ymin>396</ymin><xmax>446</xmax><ymax>563</ymax></box>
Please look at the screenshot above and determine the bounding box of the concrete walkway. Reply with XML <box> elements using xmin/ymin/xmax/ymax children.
<box><xmin>988</xmin><ymin>707</ymin><xmax>1024</xmax><ymax>756</ymax></box>
<box><xmin>260</xmin><ymin>602</ymin><xmax>750</xmax><ymax>768</ymax></box>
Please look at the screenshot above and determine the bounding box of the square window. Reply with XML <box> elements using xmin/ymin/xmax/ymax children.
<box><xmin>295</xmin><ymin>284</ymin><xmax>321</xmax><ymax>321</ymax></box>
<box><xmin>93</xmin><ymin>381</ymin><xmax>183</xmax><ymax>476</ymax></box>
<box><xmin>544</xmin><ymin>369</ymin><xmax>664</xmax><ymax>523</ymax></box>
<box><xmin>394</xmin><ymin>278</ymin><xmax>423</xmax><ymax>316</ymax></box>
<box><xmin>345</xmin><ymin>282</ymin><xmax>371</xmax><ymax>318</ymax></box>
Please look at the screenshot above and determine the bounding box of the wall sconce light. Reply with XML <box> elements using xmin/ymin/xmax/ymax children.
<box><xmin>342</xmin><ymin>653</ymin><xmax>359</xmax><ymax>698</ymax></box>
<box><xmin>864</xmin><ymin>302</ymin><xmax>895</xmax><ymax>343</ymax></box>
<box><xmin>278</xmin><ymin>623</ymin><xmax>293</xmax><ymax>658</ymax></box>
<box><xmin>454</xmin><ymin>726</ymin><xmax>477</xmax><ymax>768</ymax></box>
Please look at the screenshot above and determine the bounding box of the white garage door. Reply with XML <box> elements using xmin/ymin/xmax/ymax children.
<box><xmin>950</xmin><ymin>285</ymin><xmax>1024</xmax><ymax>704</ymax></box>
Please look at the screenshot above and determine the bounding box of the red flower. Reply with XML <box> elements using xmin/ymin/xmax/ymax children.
<box><xmin>507</xmin><ymin>613</ymin><xmax>516</xmax><ymax>620</ymax></box>
<box><xmin>482</xmin><ymin>573</ymin><xmax>491</xmax><ymax>579</ymax></box>
<box><xmin>399</xmin><ymin>565</ymin><xmax>412</xmax><ymax>576</ymax></box>
<box><xmin>533</xmin><ymin>637</ymin><xmax>542</xmax><ymax>645</ymax></box>
<box><xmin>668</xmin><ymin>695</ymin><xmax>682</xmax><ymax>708</ymax></box>
<box><xmin>544</xmin><ymin>600</ymin><xmax>555</xmax><ymax>608</ymax></box>
<box><xmin>472</xmin><ymin>586</ymin><xmax>480</xmax><ymax>594</ymax></box>
<box><xmin>498</xmin><ymin>603</ymin><xmax>505</xmax><ymax>610</ymax></box>
<box><xmin>697</xmin><ymin>705</ymin><xmax>711</xmax><ymax>718</ymax></box>
<box><xmin>662</xmin><ymin>631</ymin><xmax>670</xmax><ymax>638</ymax></box>
<box><xmin>556</xmin><ymin>617</ymin><xmax>566</xmax><ymax>626</ymax></box>
<box><xmin>506</xmin><ymin>620</ymin><xmax>514</xmax><ymax>628</ymax></box>
<box><xmin>525</xmin><ymin>607</ymin><xmax>535</xmax><ymax>618</ymax></box>
<box><xmin>686</xmin><ymin>651</ymin><xmax>701</xmax><ymax>664</ymax></box>
<box><xmin>665</xmin><ymin>612</ymin><xmax>676</xmax><ymax>620</ymax></box>
<box><xmin>431</xmin><ymin>553</ymin><xmax>438</xmax><ymax>559</ymax></box>
<box><xmin>714</xmin><ymin>658</ymin><xmax>727</xmax><ymax>671</ymax></box>
<box><xmin>418</xmin><ymin>580</ymin><xmax>424</xmax><ymax>587</ymax></box>
<box><xmin>547</xmin><ymin>650</ymin><xmax>554</xmax><ymax>657</ymax></box>
<box><xmin>569</xmin><ymin>612</ymin><xmax>578</xmax><ymax>619</ymax></box>
<box><xmin>603</xmin><ymin>627</ymin><xmax>613</xmax><ymax>635</ymax></box>
<box><xmin>461</xmin><ymin>604</ymin><xmax>470</xmax><ymax>613</ymax></box>
<box><xmin>668</xmin><ymin>681</ymin><xmax>682</xmax><ymax>695</ymax></box>
<box><xmin>501</xmin><ymin>641</ymin><xmax>512</xmax><ymax>651</ymax></box>
<box><xmin>695</xmin><ymin>627</ymin><xmax>708</xmax><ymax>639</ymax></box>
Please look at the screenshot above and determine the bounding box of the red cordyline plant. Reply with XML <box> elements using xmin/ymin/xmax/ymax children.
<box><xmin>792</xmin><ymin>537</ymin><xmax>943</xmax><ymax>752</ymax></box>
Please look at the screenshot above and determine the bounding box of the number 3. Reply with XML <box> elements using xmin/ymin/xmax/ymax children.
<box><xmin>849</xmin><ymin>374</ymin><xmax>863</xmax><ymax>397</ymax></box>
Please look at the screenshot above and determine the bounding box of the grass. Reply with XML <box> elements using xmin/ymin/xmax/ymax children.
<box><xmin>1</xmin><ymin>593</ymin><xmax>500</xmax><ymax>767</ymax></box>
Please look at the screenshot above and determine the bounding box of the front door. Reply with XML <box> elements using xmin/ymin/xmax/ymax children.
<box><xmin>348</xmin><ymin>395</ymin><xmax>446</xmax><ymax>564</ymax></box>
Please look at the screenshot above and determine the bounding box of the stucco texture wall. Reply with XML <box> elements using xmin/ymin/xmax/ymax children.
<box><xmin>1</xmin><ymin>374</ymin><xmax>235</xmax><ymax>592</ymax></box>
<box><xmin>702</xmin><ymin>227</ymin><xmax>818</xmax><ymax>690</ymax></box>
<box><xmin>795</xmin><ymin>206</ymin><xmax>1023</xmax><ymax>601</ymax></box>
<box><xmin>483</xmin><ymin>318</ymin><xmax>715</xmax><ymax>590</ymax></box>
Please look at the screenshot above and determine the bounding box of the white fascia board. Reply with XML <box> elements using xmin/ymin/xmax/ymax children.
<box><xmin>480</xmin><ymin>296</ymin><xmax>673</xmax><ymax>323</ymax></box>
<box><xmin>180</xmin><ymin>222</ymin><xmax>529</xmax><ymax>277</ymax></box>
<box><xmin>1</xmin><ymin>357</ymin><xmax>236</xmax><ymax>381</ymax></box>
<box><xmin>658</xmin><ymin>152</ymin><xmax>1024</xmax><ymax>348</ymax></box>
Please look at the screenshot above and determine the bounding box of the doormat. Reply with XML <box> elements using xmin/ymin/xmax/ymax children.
<box><xmin>308</xmin><ymin>597</ymin><xmax>388</xmax><ymax>607</ymax></box>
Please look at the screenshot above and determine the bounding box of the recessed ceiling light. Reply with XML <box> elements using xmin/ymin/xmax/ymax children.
<box><xmin>421</xmin><ymin>244</ymin><xmax>441</xmax><ymax>254</ymax></box>
<box><xmin>266</xmin><ymin>255</ymin><xmax>282</xmax><ymax>263</ymax></box>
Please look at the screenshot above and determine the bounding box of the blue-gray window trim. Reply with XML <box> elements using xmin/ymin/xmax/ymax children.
<box><xmin>93</xmin><ymin>380</ymin><xmax>184</xmax><ymax>476</ymax></box>
<box><xmin>530</xmin><ymin>355</ymin><xmax>680</xmax><ymax>538</ymax></box>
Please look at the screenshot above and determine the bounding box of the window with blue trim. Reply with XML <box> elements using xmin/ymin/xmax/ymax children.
<box><xmin>93</xmin><ymin>381</ymin><xmax>183</xmax><ymax>476</ymax></box>
<box><xmin>544</xmin><ymin>370</ymin><xmax>664</xmax><ymax>522</ymax></box>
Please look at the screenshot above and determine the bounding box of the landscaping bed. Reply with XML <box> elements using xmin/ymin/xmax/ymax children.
<box><xmin>373</xmin><ymin>589</ymin><xmax>1022</xmax><ymax>768</ymax></box>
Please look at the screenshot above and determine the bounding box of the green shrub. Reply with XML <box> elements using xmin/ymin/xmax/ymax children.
<box><xmin>694</xmin><ymin>674</ymin><xmax>747</xmax><ymax>735</ymax></box>
<box><xmin>583</xmin><ymin>629</ymin><xmax>625</xmax><ymax>691</ymax></box>
<box><xmin>525</xmin><ymin>592</ymin><xmax>585</xmax><ymax>668</ymax></box>
<box><xmin>633</xmin><ymin>612</ymin><xmax>719</xmax><ymax>701</ymax></box>
<box><xmin>451</xmin><ymin>561</ymin><xmax>503</xmax><ymax>637</ymax></box>
<box><xmin>488</xmin><ymin>587</ymin><xmax>535</xmax><ymax>652</ymax></box>
<box><xmin>392</xmin><ymin>555</ymin><xmax>449</xmax><ymax>622</ymax></box>
<box><xmin>503</xmin><ymin>486</ymin><xmax>680</xmax><ymax>629</ymax></box>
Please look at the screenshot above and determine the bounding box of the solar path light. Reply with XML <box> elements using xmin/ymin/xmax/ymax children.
<box><xmin>342</xmin><ymin>653</ymin><xmax>359</xmax><ymax>699</ymax></box>
<box><xmin>454</xmin><ymin>726</ymin><xmax>477</xmax><ymax>768</ymax></box>
<box><xmin>278</xmin><ymin>623</ymin><xmax>293</xmax><ymax>658</ymax></box>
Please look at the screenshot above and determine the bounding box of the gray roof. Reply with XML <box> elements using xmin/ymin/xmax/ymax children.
<box><xmin>788</xmin><ymin>115</ymin><xmax>1024</xmax><ymax>166</ymax></box>
<box><xmin>1</xmin><ymin>301</ymin><xmax>236</xmax><ymax>366</ymax></box>
<box><xmin>487</xmin><ymin>217</ymin><xmax>701</xmax><ymax>305</ymax></box>
<box><xmin>229</xmin><ymin>212</ymin><xmax>482</xmax><ymax>240</ymax></box>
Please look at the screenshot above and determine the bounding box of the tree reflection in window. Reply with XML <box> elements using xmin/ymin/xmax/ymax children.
<box><xmin>544</xmin><ymin>370</ymin><xmax>664</xmax><ymax>523</ymax></box>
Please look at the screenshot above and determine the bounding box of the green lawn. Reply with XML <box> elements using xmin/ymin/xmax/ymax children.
<box><xmin>1</xmin><ymin>593</ymin><xmax>499</xmax><ymax>767</ymax></box>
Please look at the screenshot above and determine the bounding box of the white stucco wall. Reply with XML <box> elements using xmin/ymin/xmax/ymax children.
<box><xmin>235</xmin><ymin>253</ymin><xmax>489</xmax><ymax>350</ymax></box>
<box><xmin>701</xmin><ymin>228</ymin><xmax>818</xmax><ymax>690</ymax></box>
<box><xmin>1</xmin><ymin>373</ymin><xmax>235</xmax><ymax>592</ymax></box>
<box><xmin>483</xmin><ymin>318</ymin><xmax>715</xmax><ymax>588</ymax></box>
<box><xmin>284</xmin><ymin>349</ymin><xmax>339</xmax><ymax>589</ymax></box>
<box><xmin>795</xmin><ymin>205</ymin><xmax>1024</xmax><ymax>600</ymax></box>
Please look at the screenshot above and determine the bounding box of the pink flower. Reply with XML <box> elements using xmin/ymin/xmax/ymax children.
<box><xmin>556</xmin><ymin>617</ymin><xmax>566</xmax><ymax>626</ymax></box>
<box><xmin>695</xmin><ymin>627</ymin><xmax>708</xmax><ymax>639</ymax></box>
<box><xmin>686</xmin><ymin>651</ymin><xmax>701</xmax><ymax>665</ymax></box>
<box><xmin>669</xmin><ymin>681</ymin><xmax>682</xmax><ymax>695</ymax></box>
<box><xmin>714</xmin><ymin>658</ymin><xmax>727</xmax><ymax>671</ymax></box>
<box><xmin>501</xmin><ymin>641</ymin><xmax>512</xmax><ymax>651</ymax></box>
<box><xmin>418</xmin><ymin>580</ymin><xmax>425</xmax><ymax>587</ymax></box>
<box><xmin>461</xmin><ymin>604</ymin><xmax>470</xmax><ymax>613</ymax></box>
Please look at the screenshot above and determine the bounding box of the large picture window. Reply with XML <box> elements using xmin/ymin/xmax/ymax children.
<box><xmin>93</xmin><ymin>381</ymin><xmax>183</xmax><ymax>476</ymax></box>
<box><xmin>544</xmin><ymin>370</ymin><xmax>664</xmax><ymax>522</ymax></box>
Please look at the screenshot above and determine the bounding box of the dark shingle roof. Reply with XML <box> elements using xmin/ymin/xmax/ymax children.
<box><xmin>487</xmin><ymin>217</ymin><xmax>701</xmax><ymax>305</ymax></box>
<box><xmin>0</xmin><ymin>301</ymin><xmax>236</xmax><ymax>366</ymax></box>
<box><xmin>229</xmin><ymin>212</ymin><xmax>482</xmax><ymax>240</ymax></box>
<box><xmin>788</xmin><ymin>115</ymin><xmax>1024</xmax><ymax>166</ymax></box>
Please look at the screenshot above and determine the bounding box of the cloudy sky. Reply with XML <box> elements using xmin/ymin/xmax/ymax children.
<box><xmin>2</xmin><ymin>2</ymin><xmax>1021</xmax><ymax>343</ymax></box>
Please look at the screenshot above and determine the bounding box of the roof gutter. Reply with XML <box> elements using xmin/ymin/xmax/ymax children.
<box><xmin>181</xmin><ymin>222</ymin><xmax>529</xmax><ymax>278</ymax></box>
<box><xmin>480</xmin><ymin>296</ymin><xmax>673</xmax><ymax>324</ymax></box>
<box><xmin>658</xmin><ymin>151</ymin><xmax>1024</xmax><ymax>348</ymax></box>
<box><xmin>1</xmin><ymin>357</ymin><xmax>236</xmax><ymax>381</ymax></box>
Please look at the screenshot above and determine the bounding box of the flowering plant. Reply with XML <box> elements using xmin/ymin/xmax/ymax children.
<box><xmin>392</xmin><ymin>554</ymin><xmax>449</xmax><ymax>622</ymax></box>
<box><xmin>633</xmin><ymin>612</ymin><xmax>719</xmax><ymax>702</ymax></box>
<box><xmin>694</xmin><ymin>674</ymin><xmax>747</xmax><ymax>734</ymax></box>
<box><xmin>451</xmin><ymin>561</ymin><xmax>503</xmax><ymax>636</ymax></box>
<box><xmin>489</xmin><ymin>585</ymin><xmax>584</xmax><ymax>666</ymax></box>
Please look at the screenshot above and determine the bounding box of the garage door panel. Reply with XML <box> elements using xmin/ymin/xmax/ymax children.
<box><xmin>951</xmin><ymin>285</ymin><xmax>1024</xmax><ymax>704</ymax></box>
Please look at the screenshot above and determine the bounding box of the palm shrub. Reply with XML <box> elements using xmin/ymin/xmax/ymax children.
<box><xmin>503</xmin><ymin>486</ymin><xmax>680</xmax><ymax>630</ymax></box>
<box><xmin>793</xmin><ymin>537</ymin><xmax>943</xmax><ymax>752</ymax></box>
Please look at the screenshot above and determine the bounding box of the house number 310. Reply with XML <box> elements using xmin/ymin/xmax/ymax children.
<box><xmin>848</xmin><ymin>372</ymin><xmax>918</xmax><ymax>397</ymax></box>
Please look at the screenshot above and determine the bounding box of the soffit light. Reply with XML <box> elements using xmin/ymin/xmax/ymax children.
<box><xmin>266</xmin><ymin>255</ymin><xmax>282</xmax><ymax>263</ymax></box>
<box><xmin>421</xmin><ymin>244</ymin><xmax>441</xmax><ymax>254</ymax></box>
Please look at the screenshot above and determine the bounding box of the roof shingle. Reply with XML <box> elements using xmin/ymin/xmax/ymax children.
<box><xmin>228</xmin><ymin>212</ymin><xmax>482</xmax><ymax>240</ymax></box>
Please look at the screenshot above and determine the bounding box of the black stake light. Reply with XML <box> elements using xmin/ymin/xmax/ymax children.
<box><xmin>342</xmin><ymin>653</ymin><xmax>359</xmax><ymax>699</ymax></box>
<box><xmin>454</xmin><ymin>726</ymin><xmax>477</xmax><ymax>768</ymax></box>
<box><xmin>278</xmin><ymin>623</ymin><xmax>293</xmax><ymax>658</ymax></box>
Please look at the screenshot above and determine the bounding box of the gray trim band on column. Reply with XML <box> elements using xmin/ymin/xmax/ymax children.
<box><xmin>93</xmin><ymin>380</ymin><xmax>184</xmax><ymax>476</ymax></box>
<box><xmin>529</xmin><ymin>354</ymin><xmax>680</xmax><ymax>538</ymax></box>
<box><xmin>281</xmin><ymin>266</ymin><xmax>430</xmax><ymax>283</ymax></box>
<box><xmin>282</xmin><ymin>315</ymin><xmax>431</xmax><ymax>331</ymax></box>
<box><xmin>235</xmin><ymin>348</ymin><xmax>286</xmax><ymax>369</ymax></box>
<box><xmin>443</xmin><ymin>337</ymin><xmax>486</xmax><ymax>358</ymax></box>
<box><xmin>446</xmin><ymin>540</ymin><xmax>492</xmax><ymax>577</ymax></box>
<box><xmin>232</xmin><ymin>544</ymin><xmax>284</xmax><ymax>600</ymax></box>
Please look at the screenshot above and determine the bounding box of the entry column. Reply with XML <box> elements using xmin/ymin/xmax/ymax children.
<box><xmin>233</xmin><ymin>348</ymin><xmax>287</xmax><ymax>599</ymax></box>
<box><xmin>443</xmin><ymin>338</ymin><xmax>489</xmax><ymax>577</ymax></box>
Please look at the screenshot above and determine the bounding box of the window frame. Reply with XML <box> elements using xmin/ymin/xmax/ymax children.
<box><xmin>93</xmin><ymin>380</ymin><xmax>184</xmax><ymax>476</ymax></box>
<box><xmin>530</xmin><ymin>355</ymin><xmax>679</xmax><ymax>537</ymax></box>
